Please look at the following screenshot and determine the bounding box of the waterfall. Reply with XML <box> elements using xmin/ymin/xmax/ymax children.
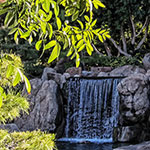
<box><xmin>59</xmin><ymin>77</ymin><xmax>122</xmax><ymax>143</ymax></box>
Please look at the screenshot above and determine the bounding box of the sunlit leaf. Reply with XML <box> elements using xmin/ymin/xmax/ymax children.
<box><xmin>35</xmin><ymin>40</ymin><xmax>42</xmax><ymax>50</ymax></box>
<box><xmin>6</xmin><ymin>64</ymin><xmax>14</xmax><ymax>78</ymax></box>
<box><xmin>56</xmin><ymin>17</ymin><xmax>62</xmax><ymax>30</ymax></box>
<box><xmin>44</xmin><ymin>40</ymin><xmax>56</xmax><ymax>50</ymax></box>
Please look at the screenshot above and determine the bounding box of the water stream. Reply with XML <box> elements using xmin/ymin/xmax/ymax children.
<box><xmin>59</xmin><ymin>78</ymin><xmax>122</xmax><ymax>143</ymax></box>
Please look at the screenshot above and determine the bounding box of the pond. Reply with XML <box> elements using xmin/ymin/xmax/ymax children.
<box><xmin>56</xmin><ymin>142</ymin><xmax>129</xmax><ymax>150</ymax></box>
<box><xmin>56</xmin><ymin>142</ymin><xmax>113</xmax><ymax>150</ymax></box>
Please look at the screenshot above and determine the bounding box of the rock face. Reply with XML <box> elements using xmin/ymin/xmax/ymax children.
<box><xmin>114</xmin><ymin>73</ymin><xmax>150</xmax><ymax>142</ymax></box>
<box><xmin>143</xmin><ymin>53</ymin><xmax>150</xmax><ymax>70</ymax></box>
<box><xmin>98</xmin><ymin>65</ymin><xmax>146</xmax><ymax>77</ymax></box>
<box><xmin>114</xmin><ymin>141</ymin><xmax>150</xmax><ymax>150</ymax></box>
<box><xmin>0</xmin><ymin>124</ymin><xmax>20</xmax><ymax>132</ymax></box>
<box><xmin>14</xmin><ymin>68</ymin><xmax>65</xmax><ymax>138</ymax></box>
<box><xmin>117</xmin><ymin>73</ymin><xmax>149</xmax><ymax>124</ymax></box>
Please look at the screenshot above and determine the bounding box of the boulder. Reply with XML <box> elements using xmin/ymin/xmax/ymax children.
<box><xmin>98</xmin><ymin>65</ymin><xmax>146</xmax><ymax>77</ymax></box>
<box><xmin>91</xmin><ymin>67</ymin><xmax>113</xmax><ymax>75</ymax></box>
<box><xmin>65</xmin><ymin>67</ymin><xmax>82</xmax><ymax>77</ymax></box>
<box><xmin>14</xmin><ymin>79</ymin><xmax>64</xmax><ymax>137</ymax></box>
<box><xmin>143</xmin><ymin>53</ymin><xmax>150</xmax><ymax>70</ymax></box>
<box><xmin>113</xmin><ymin>126</ymin><xmax>150</xmax><ymax>143</ymax></box>
<box><xmin>117</xmin><ymin>73</ymin><xmax>150</xmax><ymax>124</ymax></box>
<box><xmin>0</xmin><ymin>123</ymin><xmax>20</xmax><ymax>132</ymax></box>
<box><xmin>114</xmin><ymin>141</ymin><xmax>150</xmax><ymax>150</ymax></box>
<box><xmin>41</xmin><ymin>67</ymin><xmax>56</xmax><ymax>81</ymax></box>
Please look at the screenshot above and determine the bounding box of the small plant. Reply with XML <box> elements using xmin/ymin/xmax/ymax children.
<box><xmin>0</xmin><ymin>130</ymin><xmax>56</xmax><ymax>150</ymax></box>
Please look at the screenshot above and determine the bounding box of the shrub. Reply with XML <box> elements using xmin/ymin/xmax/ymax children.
<box><xmin>0</xmin><ymin>130</ymin><xmax>56</xmax><ymax>150</ymax></box>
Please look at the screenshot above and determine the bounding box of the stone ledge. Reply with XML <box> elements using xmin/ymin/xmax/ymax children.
<box><xmin>114</xmin><ymin>141</ymin><xmax>150</xmax><ymax>150</ymax></box>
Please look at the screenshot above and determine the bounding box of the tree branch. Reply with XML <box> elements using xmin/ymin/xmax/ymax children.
<box><xmin>130</xmin><ymin>16</ymin><xmax>136</xmax><ymax>45</ymax></box>
<box><xmin>136</xmin><ymin>16</ymin><xmax>149</xmax><ymax>37</ymax></box>
<box><xmin>104</xmin><ymin>41</ymin><xmax>112</xmax><ymax>56</ymax></box>
<box><xmin>109</xmin><ymin>38</ymin><xmax>131</xmax><ymax>57</ymax></box>
<box><xmin>92</xmin><ymin>43</ymin><xmax>104</xmax><ymax>56</ymax></box>
<box><xmin>121</xmin><ymin>25</ymin><xmax>127</xmax><ymax>53</ymax></box>
<box><xmin>135</xmin><ymin>23</ymin><xmax>149</xmax><ymax>51</ymax></box>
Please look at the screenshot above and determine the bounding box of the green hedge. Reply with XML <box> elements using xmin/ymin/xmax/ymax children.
<box><xmin>0</xmin><ymin>130</ymin><xmax>56</xmax><ymax>150</ymax></box>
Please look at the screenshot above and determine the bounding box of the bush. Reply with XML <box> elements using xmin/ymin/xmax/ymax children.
<box><xmin>81</xmin><ymin>54</ymin><xmax>142</xmax><ymax>70</ymax></box>
<box><xmin>0</xmin><ymin>130</ymin><xmax>56</xmax><ymax>150</ymax></box>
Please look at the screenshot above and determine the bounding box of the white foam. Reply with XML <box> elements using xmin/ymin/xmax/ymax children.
<box><xmin>57</xmin><ymin>138</ymin><xmax>113</xmax><ymax>144</ymax></box>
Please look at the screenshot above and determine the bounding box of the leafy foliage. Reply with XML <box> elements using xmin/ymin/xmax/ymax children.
<box><xmin>81</xmin><ymin>54</ymin><xmax>142</xmax><ymax>69</ymax></box>
<box><xmin>0</xmin><ymin>0</ymin><xmax>110</xmax><ymax>67</ymax></box>
<box><xmin>0</xmin><ymin>53</ymin><xmax>30</xmax><ymax>123</ymax></box>
<box><xmin>0</xmin><ymin>129</ymin><xmax>56</xmax><ymax>150</ymax></box>
<box><xmin>0</xmin><ymin>29</ymin><xmax>48</xmax><ymax>77</ymax></box>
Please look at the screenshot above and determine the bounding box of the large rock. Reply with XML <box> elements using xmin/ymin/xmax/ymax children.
<box><xmin>14</xmin><ymin>79</ymin><xmax>64</xmax><ymax>137</ymax></box>
<box><xmin>65</xmin><ymin>67</ymin><xmax>82</xmax><ymax>77</ymax></box>
<box><xmin>143</xmin><ymin>53</ymin><xmax>150</xmax><ymax>70</ymax></box>
<box><xmin>113</xmin><ymin>126</ymin><xmax>150</xmax><ymax>143</ymax></box>
<box><xmin>41</xmin><ymin>67</ymin><xmax>67</xmax><ymax>89</ymax></box>
<box><xmin>0</xmin><ymin>123</ymin><xmax>20</xmax><ymax>132</ymax></box>
<box><xmin>114</xmin><ymin>141</ymin><xmax>150</xmax><ymax>150</ymax></box>
<box><xmin>98</xmin><ymin>65</ymin><xmax>146</xmax><ymax>77</ymax></box>
<box><xmin>117</xmin><ymin>73</ymin><xmax>150</xmax><ymax>124</ymax></box>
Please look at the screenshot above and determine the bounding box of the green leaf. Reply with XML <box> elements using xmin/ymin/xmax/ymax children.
<box><xmin>8</xmin><ymin>28</ymin><xmax>18</xmax><ymax>35</ymax></box>
<box><xmin>63</xmin><ymin>37</ymin><xmax>69</xmax><ymax>50</ymax></box>
<box><xmin>13</xmin><ymin>72</ymin><xmax>21</xmax><ymax>87</ymax></box>
<box><xmin>0</xmin><ymin>8</ymin><xmax>9</xmax><ymax>16</ymax></box>
<box><xmin>20</xmin><ymin>31</ymin><xmax>31</xmax><ymax>39</ymax></box>
<box><xmin>0</xmin><ymin>95</ymin><xmax>2</xmax><ymax>108</ymax></box>
<box><xmin>28</xmin><ymin>35</ymin><xmax>33</xmax><ymax>45</ymax></box>
<box><xmin>48</xmin><ymin>23</ymin><xmax>53</xmax><ymax>39</ymax></box>
<box><xmin>39</xmin><ymin>9</ymin><xmax>47</xmax><ymax>17</ymax></box>
<box><xmin>44</xmin><ymin>11</ymin><xmax>52</xmax><ymax>21</ymax></box>
<box><xmin>91</xmin><ymin>19</ymin><xmax>97</xmax><ymax>27</ymax></box>
<box><xmin>35</xmin><ymin>40</ymin><xmax>42</xmax><ymax>50</ymax></box>
<box><xmin>42</xmin><ymin>0</ymin><xmax>50</xmax><ymax>13</ymax></box>
<box><xmin>48</xmin><ymin>43</ymin><xmax>61</xmax><ymax>63</ymax></box>
<box><xmin>44</xmin><ymin>40</ymin><xmax>56</xmax><ymax>50</ymax></box>
<box><xmin>77</xmin><ymin>20</ymin><xmax>84</xmax><ymax>30</ymax></box>
<box><xmin>84</xmin><ymin>15</ymin><xmax>90</xmax><ymax>22</ymax></box>
<box><xmin>4</xmin><ymin>11</ymin><xmax>13</xmax><ymax>26</ymax></box>
<box><xmin>54</xmin><ymin>3</ymin><xmax>59</xmax><ymax>17</ymax></box>
<box><xmin>72</xmin><ymin>10</ymin><xmax>79</xmax><ymax>21</ymax></box>
<box><xmin>67</xmin><ymin>47</ymin><xmax>73</xmax><ymax>57</ymax></box>
<box><xmin>76</xmin><ymin>39</ymin><xmax>84</xmax><ymax>48</ymax></box>
<box><xmin>98</xmin><ymin>34</ymin><xmax>104</xmax><ymax>42</ymax></box>
<box><xmin>56</xmin><ymin>17</ymin><xmax>62</xmax><ymax>30</ymax></box>
<box><xmin>71</xmin><ymin>52</ymin><xmax>76</xmax><ymax>60</ymax></box>
<box><xmin>78</xmin><ymin>44</ymin><xmax>85</xmax><ymax>52</ymax></box>
<box><xmin>95</xmin><ymin>0</ymin><xmax>105</xmax><ymax>8</ymax></box>
<box><xmin>6</xmin><ymin>64</ymin><xmax>14</xmax><ymax>78</ymax></box>
<box><xmin>86</xmin><ymin>45</ymin><xmax>92</xmax><ymax>55</ymax></box>
<box><xmin>23</xmin><ymin>75</ymin><xmax>31</xmax><ymax>94</ymax></box>
<box><xmin>41</xmin><ymin>22</ymin><xmax>47</xmax><ymax>34</ymax></box>
<box><xmin>87</xmin><ymin>42</ymin><xmax>94</xmax><ymax>52</ymax></box>
<box><xmin>76</xmin><ymin>53</ymin><xmax>80</xmax><ymax>67</ymax></box>
<box><xmin>14</xmin><ymin>31</ymin><xmax>19</xmax><ymax>44</ymax></box>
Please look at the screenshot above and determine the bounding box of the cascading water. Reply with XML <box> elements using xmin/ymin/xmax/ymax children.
<box><xmin>59</xmin><ymin>77</ymin><xmax>122</xmax><ymax>143</ymax></box>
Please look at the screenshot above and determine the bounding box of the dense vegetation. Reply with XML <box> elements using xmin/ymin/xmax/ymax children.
<box><xmin>0</xmin><ymin>130</ymin><xmax>56</xmax><ymax>150</ymax></box>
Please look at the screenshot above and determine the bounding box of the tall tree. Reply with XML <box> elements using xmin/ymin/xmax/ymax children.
<box><xmin>0</xmin><ymin>0</ymin><xmax>110</xmax><ymax>67</ymax></box>
<box><xmin>96</xmin><ymin>0</ymin><xmax>150</xmax><ymax>57</ymax></box>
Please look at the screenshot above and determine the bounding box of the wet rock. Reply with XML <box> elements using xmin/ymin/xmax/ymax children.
<box><xmin>143</xmin><ymin>53</ymin><xmax>150</xmax><ymax>70</ymax></box>
<box><xmin>65</xmin><ymin>67</ymin><xmax>82</xmax><ymax>77</ymax></box>
<box><xmin>113</xmin><ymin>126</ymin><xmax>150</xmax><ymax>143</ymax></box>
<box><xmin>114</xmin><ymin>141</ymin><xmax>150</xmax><ymax>150</ymax></box>
<box><xmin>0</xmin><ymin>124</ymin><xmax>20</xmax><ymax>132</ymax></box>
<box><xmin>15</xmin><ymin>79</ymin><xmax>64</xmax><ymax>137</ymax></box>
<box><xmin>41</xmin><ymin>67</ymin><xmax>56</xmax><ymax>81</ymax></box>
<box><xmin>117</xmin><ymin>73</ymin><xmax>150</xmax><ymax>124</ymax></box>
<box><xmin>109</xmin><ymin>65</ymin><xmax>146</xmax><ymax>77</ymax></box>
